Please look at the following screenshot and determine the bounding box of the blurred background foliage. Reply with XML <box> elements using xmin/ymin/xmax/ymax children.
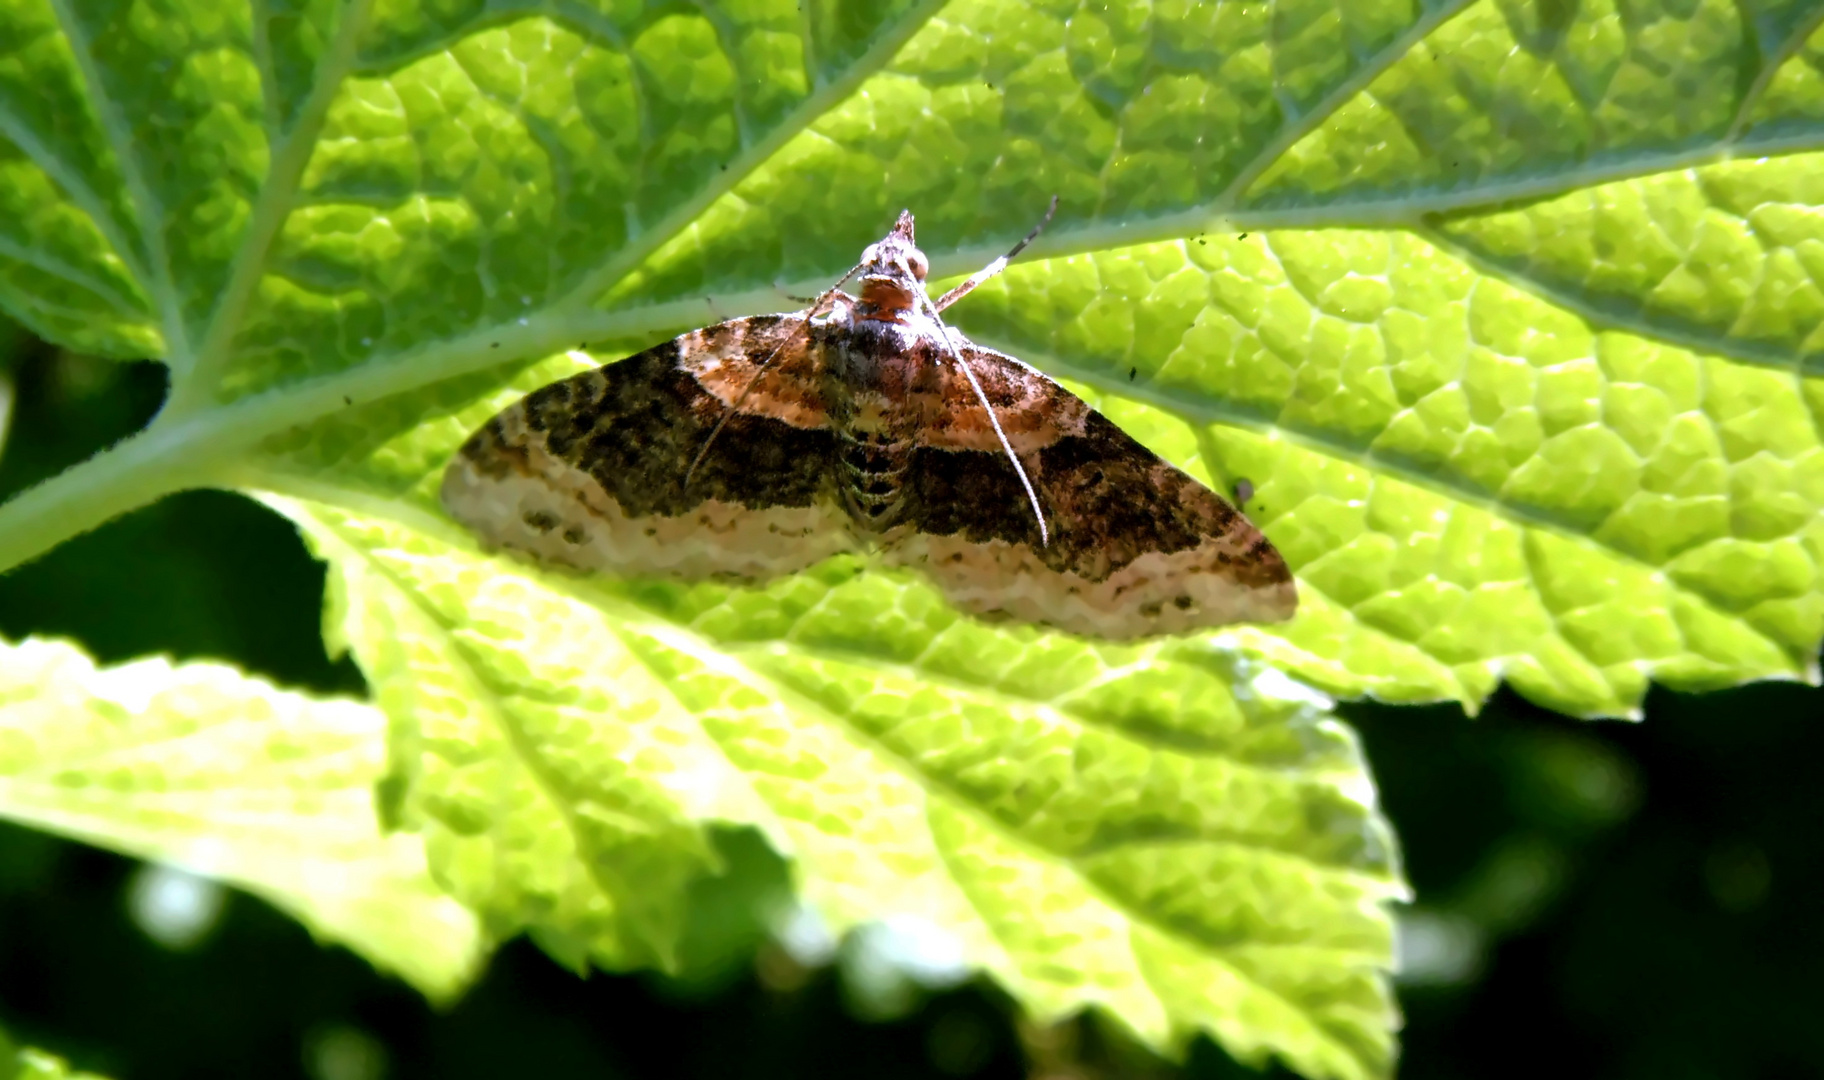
<box><xmin>0</xmin><ymin>322</ymin><xmax>1818</xmax><ymax>1080</ymax></box>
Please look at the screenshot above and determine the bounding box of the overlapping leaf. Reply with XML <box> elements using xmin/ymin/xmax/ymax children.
<box><xmin>0</xmin><ymin>636</ymin><xmax>486</xmax><ymax>999</ymax></box>
<box><xmin>278</xmin><ymin>486</ymin><xmax>1402</xmax><ymax>1078</ymax></box>
<box><xmin>2</xmin><ymin>0</ymin><xmax>1823</xmax><ymax>1077</ymax></box>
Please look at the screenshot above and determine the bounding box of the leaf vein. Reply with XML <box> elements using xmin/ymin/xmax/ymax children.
<box><xmin>0</xmin><ymin>238</ymin><xmax>148</xmax><ymax>323</ymax></box>
<box><xmin>41</xmin><ymin>0</ymin><xmax>188</xmax><ymax>362</ymax></box>
<box><xmin>0</xmin><ymin>107</ymin><xmax>155</xmax><ymax>320</ymax></box>
<box><xmin>165</xmin><ymin>0</ymin><xmax>379</xmax><ymax>419</ymax></box>
<box><xmin>1418</xmin><ymin>222</ymin><xmax>1824</xmax><ymax>377</ymax></box>
<box><xmin>1727</xmin><ymin>6</ymin><xmax>1824</xmax><ymax>142</ymax></box>
<box><xmin>1217</xmin><ymin>0</ymin><xmax>1479</xmax><ymax>210</ymax></box>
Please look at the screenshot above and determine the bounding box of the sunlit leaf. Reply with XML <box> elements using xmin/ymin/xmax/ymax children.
<box><xmin>0</xmin><ymin>636</ymin><xmax>486</xmax><ymax>999</ymax></box>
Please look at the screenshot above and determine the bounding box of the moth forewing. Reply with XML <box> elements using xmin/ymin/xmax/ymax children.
<box><xmin>442</xmin><ymin>211</ymin><xmax>1296</xmax><ymax>638</ymax></box>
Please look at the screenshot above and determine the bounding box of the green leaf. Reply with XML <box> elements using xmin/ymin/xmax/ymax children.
<box><xmin>277</xmin><ymin>491</ymin><xmax>1404</xmax><ymax>1078</ymax></box>
<box><xmin>1</xmin><ymin>0</ymin><xmax>1815</xmax><ymax>714</ymax></box>
<box><xmin>0</xmin><ymin>636</ymin><xmax>486</xmax><ymax>1000</ymax></box>
<box><xmin>3</xmin><ymin>0</ymin><xmax>1823</xmax><ymax>1075</ymax></box>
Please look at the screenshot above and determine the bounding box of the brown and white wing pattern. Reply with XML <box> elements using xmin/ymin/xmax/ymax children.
<box><xmin>441</xmin><ymin>315</ymin><xmax>857</xmax><ymax>582</ymax></box>
<box><xmin>885</xmin><ymin>344</ymin><xmax>1297</xmax><ymax>639</ymax></box>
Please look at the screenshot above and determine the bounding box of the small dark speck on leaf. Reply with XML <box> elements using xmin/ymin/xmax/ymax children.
<box><xmin>1128</xmin><ymin>367</ymin><xmax>1137</xmax><ymax>381</ymax></box>
<box><xmin>342</xmin><ymin>395</ymin><xmax>352</xmax><ymax>406</ymax></box>
<box><xmin>1196</xmin><ymin>238</ymin><xmax>1206</xmax><ymax>245</ymax></box>
<box><xmin>491</xmin><ymin>342</ymin><xmax>500</xmax><ymax>348</ymax></box>
<box><xmin>1238</xmin><ymin>232</ymin><xmax>1248</xmax><ymax>239</ymax></box>
<box><xmin>1233</xmin><ymin>478</ymin><xmax>1255</xmax><ymax>504</ymax></box>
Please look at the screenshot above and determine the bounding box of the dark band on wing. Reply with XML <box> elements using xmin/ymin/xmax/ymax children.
<box><xmin>906</xmin><ymin>412</ymin><xmax>1287</xmax><ymax>585</ymax></box>
<box><xmin>457</xmin><ymin>339</ymin><xmax>837</xmax><ymax>517</ymax></box>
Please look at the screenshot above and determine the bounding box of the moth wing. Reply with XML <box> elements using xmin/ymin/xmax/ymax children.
<box><xmin>441</xmin><ymin>314</ymin><xmax>856</xmax><ymax>582</ymax></box>
<box><xmin>888</xmin><ymin>344</ymin><xmax>1297</xmax><ymax>638</ymax></box>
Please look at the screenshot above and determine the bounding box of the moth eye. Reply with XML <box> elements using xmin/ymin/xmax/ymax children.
<box><xmin>908</xmin><ymin>251</ymin><xmax>929</xmax><ymax>280</ymax></box>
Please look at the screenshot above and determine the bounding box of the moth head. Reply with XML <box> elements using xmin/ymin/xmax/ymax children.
<box><xmin>855</xmin><ymin>213</ymin><xmax>931</xmax><ymax>314</ymax></box>
<box><xmin>858</xmin><ymin>237</ymin><xmax>928</xmax><ymax>283</ymax></box>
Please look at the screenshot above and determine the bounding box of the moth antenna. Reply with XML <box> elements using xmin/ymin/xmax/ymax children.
<box><xmin>934</xmin><ymin>195</ymin><xmax>1059</xmax><ymax>312</ymax></box>
<box><xmin>684</xmin><ymin>258</ymin><xmax>867</xmax><ymax>490</ymax></box>
<box><xmin>913</xmin><ymin>276</ymin><xmax>1050</xmax><ymax>546</ymax></box>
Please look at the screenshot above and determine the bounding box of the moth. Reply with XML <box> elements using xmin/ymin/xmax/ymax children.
<box><xmin>442</xmin><ymin>208</ymin><xmax>1296</xmax><ymax>639</ymax></box>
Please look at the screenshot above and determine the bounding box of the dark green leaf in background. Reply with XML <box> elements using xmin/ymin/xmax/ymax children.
<box><xmin>0</xmin><ymin>1022</ymin><xmax>113</xmax><ymax>1080</ymax></box>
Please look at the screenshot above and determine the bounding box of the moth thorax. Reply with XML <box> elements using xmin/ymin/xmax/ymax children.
<box><xmin>835</xmin><ymin>429</ymin><xmax>911</xmax><ymax>533</ymax></box>
<box><xmin>858</xmin><ymin>278</ymin><xmax>918</xmax><ymax>317</ymax></box>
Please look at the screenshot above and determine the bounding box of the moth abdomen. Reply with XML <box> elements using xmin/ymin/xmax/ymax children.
<box><xmin>835</xmin><ymin>429</ymin><xmax>912</xmax><ymax>533</ymax></box>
